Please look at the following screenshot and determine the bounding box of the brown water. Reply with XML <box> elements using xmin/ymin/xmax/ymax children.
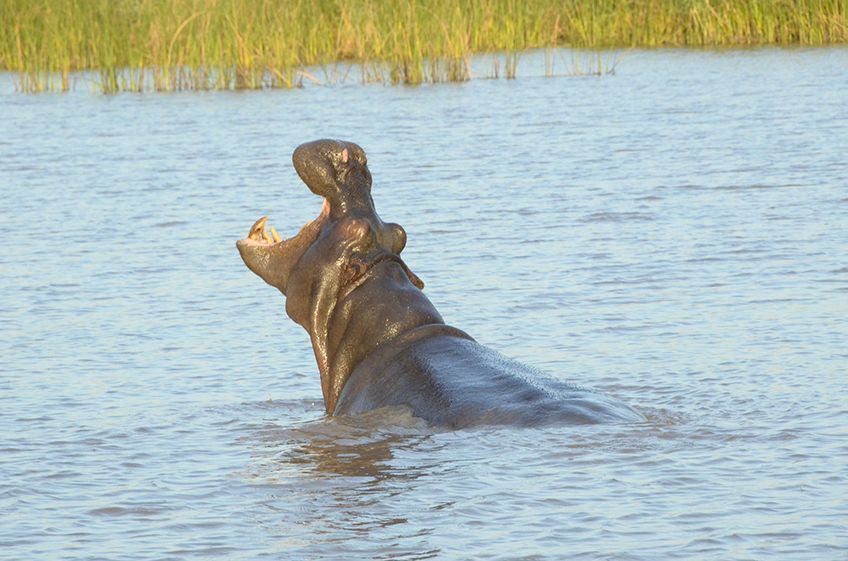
<box><xmin>1</xmin><ymin>49</ymin><xmax>847</xmax><ymax>560</ymax></box>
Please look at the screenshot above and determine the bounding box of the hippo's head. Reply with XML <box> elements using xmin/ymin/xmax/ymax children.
<box><xmin>237</xmin><ymin>140</ymin><xmax>440</xmax><ymax>412</ymax></box>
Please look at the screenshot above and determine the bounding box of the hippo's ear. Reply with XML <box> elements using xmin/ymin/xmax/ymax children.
<box><xmin>292</xmin><ymin>139</ymin><xmax>347</xmax><ymax>202</ymax></box>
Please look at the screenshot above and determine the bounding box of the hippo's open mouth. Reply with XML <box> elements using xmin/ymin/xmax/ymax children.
<box><xmin>237</xmin><ymin>204</ymin><xmax>423</xmax><ymax>302</ymax></box>
<box><xmin>240</xmin><ymin>197</ymin><xmax>327</xmax><ymax>250</ymax></box>
<box><xmin>236</xmin><ymin>199</ymin><xmax>329</xmax><ymax>295</ymax></box>
<box><xmin>238</xmin><ymin>210</ymin><xmax>391</xmax><ymax>296</ymax></box>
<box><xmin>243</xmin><ymin>215</ymin><xmax>282</xmax><ymax>245</ymax></box>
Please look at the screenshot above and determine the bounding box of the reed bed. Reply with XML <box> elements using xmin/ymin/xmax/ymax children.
<box><xmin>2</xmin><ymin>0</ymin><xmax>846</xmax><ymax>92</ymax></box>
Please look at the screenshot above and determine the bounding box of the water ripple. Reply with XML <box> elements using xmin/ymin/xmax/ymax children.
<box><xmin>2</xmin><ymin>48</ymin><xmax>847</xmax><ymax>560</ymax></box>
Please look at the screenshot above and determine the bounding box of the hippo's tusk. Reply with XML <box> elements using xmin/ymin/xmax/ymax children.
<box><xmin>248</xmin><ymin>216</ymin><xmax>268</xmax><ymax>240</ymax></box>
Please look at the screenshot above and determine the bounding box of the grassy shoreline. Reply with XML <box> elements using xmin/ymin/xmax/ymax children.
<box><xmin>2</xmin><ymin>0</ymin><xmax>846</xmax><ymax>92</ymax></box>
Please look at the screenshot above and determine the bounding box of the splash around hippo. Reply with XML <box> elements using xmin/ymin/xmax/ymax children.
<box><xmin>237</xmin><ymin>139</ymin><xmax>642</xmax><ymax>428</ymax></box>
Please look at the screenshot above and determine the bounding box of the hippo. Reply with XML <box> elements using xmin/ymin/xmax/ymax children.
<box><xmin>236</xmin><ymin>139</ymin><xmax>642</xmax><ymax>428</ymax></box>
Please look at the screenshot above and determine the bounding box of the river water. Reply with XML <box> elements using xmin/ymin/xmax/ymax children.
<box><xmin>1</xmin><ymin>48</ymin><xmax>847</xmax><ymax>560</ymax></box>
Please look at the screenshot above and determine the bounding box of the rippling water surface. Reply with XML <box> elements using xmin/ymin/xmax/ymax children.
<box><xmin>2</xmin><ymin>49</ymin><xmax>847</xmax><ymax>560</ymax></box>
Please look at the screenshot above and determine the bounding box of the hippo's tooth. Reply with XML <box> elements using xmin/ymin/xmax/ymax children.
<box><xmin>270</xmin><ymin>226</ymin><xmax>281</xmax><ymax>243</ymax></box>
<box><xmin>248</xmin><ymin>216</ymin><xmax>268</xmax><ymax>240</ymax></box>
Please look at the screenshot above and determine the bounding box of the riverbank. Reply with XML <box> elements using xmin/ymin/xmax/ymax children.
<box><xmin>3</xmin><ymin>0</ymin><xmax>846</xmax><ymax>92</ymax></box>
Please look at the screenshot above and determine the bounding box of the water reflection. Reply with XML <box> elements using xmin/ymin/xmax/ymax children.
<box><xmin>250</xmin><ymin>406</ymin><xmax>428</xmax><ymax>474</ymax></box>
<box><xmin>245</xmin><ymin>408</ymin><xmax>443</xmax><ymax>559</ymax></box>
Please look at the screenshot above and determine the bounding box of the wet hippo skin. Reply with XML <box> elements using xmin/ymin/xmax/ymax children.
<box><xmin>237</xmin><ymin>139</ymin><xmax>642</xmax><ymax>428</ymax></box>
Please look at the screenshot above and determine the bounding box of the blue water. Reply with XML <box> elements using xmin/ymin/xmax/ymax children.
<box><xmin>1</xmin><ymin>48</ymin><xmax>847</xmax><ymax>560</ymax></box>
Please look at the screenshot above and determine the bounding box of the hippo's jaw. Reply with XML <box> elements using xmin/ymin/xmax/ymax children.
<box><xmin>235</xmin><ymin>200</ymin><xmax>329</xmax><ymax>294</ymax></box>
<box><xmin>237</xmin><ymin>139</ymin><xmax>439</xmax><ymax>413</ymax></box>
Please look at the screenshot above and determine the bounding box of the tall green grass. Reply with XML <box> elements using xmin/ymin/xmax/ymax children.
<box><xmin>2</xmin><ymin>0</ymin><xmax>846</xmax><ymax>92</ymax></box>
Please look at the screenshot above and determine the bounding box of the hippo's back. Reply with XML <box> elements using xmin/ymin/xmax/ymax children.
<box><xmin>335</xmin><ymin>334</ymin><xmax>642</xmax><ymax>428</ymax></box>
